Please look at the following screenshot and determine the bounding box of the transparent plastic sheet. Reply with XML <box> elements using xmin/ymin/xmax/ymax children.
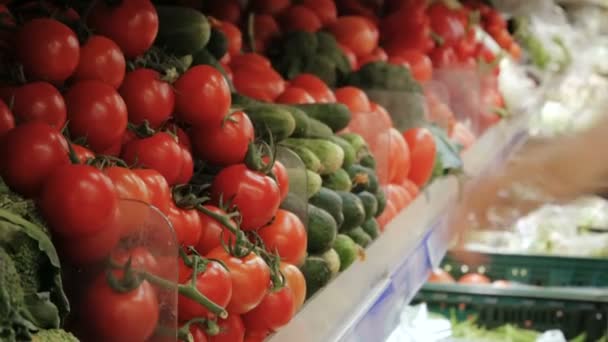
<box><xmin>62</xmin><ymin>199</ymin><xmax>178</xmax><ymax>342</ymax></box>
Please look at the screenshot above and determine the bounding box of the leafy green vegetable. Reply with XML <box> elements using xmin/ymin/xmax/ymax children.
<box><xmin>450</xmin><ymin>313</ymin><xmax>540</xmax><ymax>341</ymax></box>
<box><xmin>31</xmin><ymin>329</ymin><xmax>79</xmax><ymax>342</ymax></box>
<box><xmin>342</xmin><ymin>61</ymin><xmax>422</xmax><ymax>93</ymax></box>
<box><xmin>428</xmin><ymin>125</ymin><xmax>463</xmax><ymax>181</ymax></box>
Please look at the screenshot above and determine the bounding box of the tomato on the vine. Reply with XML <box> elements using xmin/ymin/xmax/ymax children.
<box><xmin>195</xmin><ymin>205</ymin><xmax>236</xmax><ymax>255</ymax></box>
<box><xmin>258</xmin><ymin>209</ymin><xmax>307</xmax><ymax>265</ymax></box>
<box><xmin>280</xmin><ymin>5</ymin><xmax>323</xmax><ymax>33</ymax></box>
<box><xmin>56</xmin><ymin>218</ymin><xmax>121</xmax><ymax>265</ymax></box>
<box><xmin>216</xmin><ymin>21</ymin><xmax>242</xmax><ymax>56</ymax></box>
<box><xmin>328</xmin><ymin>16</ymin><xmax>379</xmax><ymax>57</ymax></box>
<box><xmin>191</xmin><ymin>110</ymin><xmax>254</xmax><ymax>166</ymax></box>
<box><xmin>272</xmin><ymin>160</ymin><xmax>289</xmax><ymax>201</ymax></box>
<box><xmin>110</xmin><ymin>247</ymin><xmax>159</xmax><ymax>274</ymax></box>
<box><xmin>230</xmin><ymin>53</ymin><xmax>272</xmax><ymax>70</ymax></box>
<box><xmin>9</xmin><ymin>82</ymin><xmax>66</xmax><ymax>128</ymax></box>
<box><xmin>189</xmin><ymin>325</ymin><xmax>209</xmax><ymax>342</ymax></box>
<box><xmin>132</xmin><ymin>168</ymin><xmax>172</xmax><ymax>215</ymax></box>
<box><xmin>16</xmin><ymin>18</ymin><xmax>79</xmax><ymax>82</ymax></box>
<box><xmin>211</xmin><ymin>164</ymin><xmax>281</xmax><ymax>230</ymax></box>
<box><xmin>280</xmin><ymin>262</ymin><xmax>306</xmax><ymax>312</ymax></box>
<box><xmin>178</xmin><ymin>260</ymin><xmax>232</xmax><ymax>320</ymax></box>
<box><xmin>302</xmin><ymin>0</ymin><xmax>337</xmax><ymax>25</ymax></box>
<box><xmin>65</xmin><ymin>80</ymin><xmax>128</xmax><ymax>152</ymax></box>
<box><xmin>121</xmin><ymin>132</ymin><xmax>183</xmax><ymax>185</ymax></box>
<box><xmin>335</xmin><ymin>86</ymin><xmax>371</xmax><ymax>113</ymax></box>
<box><xmin>207</xmin><ymin>247</ymin><xmax>271</xmax><ymax>314</ymax></box>
<box><xmin>232</xmin><ymin>63</ymin><xmax>286</xmax><ymax>102</ymax></box>
<box><xmin>165</xmin><ymin>122</ymin><xmax>192</xmax><ymax>151</ymax></box>
<box><xmin>403</xmin><ymin>128</ymin><xmax>437</xmax><ymax>187</ymax></box>
<box><xmin>73</xmin><ymin>35</ymin><xmax>126</xmax><ymax>89</ymax></box>
<box><xmin>176</xmin><ymin>146</ymin><xmax>194</xmax><ymax>185</ymax></box>
<box><xmin>242</xmin><ymin>286</ymin><xmax>295</xmax><ymax>331</ymax></box>
<box><xmin>276</xmin><ymin>87</ymin><xmax>315</xmax><ymax>104</ymax></box>
<box><xmin>388</xmin><ymin>50</ymin><xmax>432</xmax><ymax>82</ymax></box>
<box><xmin>120</xmin><ymin>68</ymin><xmax>175</xmax><ymax>128</ymax></box>
<box><xmin>207</xmin><ymin>314</ymin><xmax>245</xmax><ymax>342</ymax></box>
<box><xmin>0</xmin><ymin>122</ymin><xmax>68</xmax><ymax>197</ymax></box>
<box><xmin>166</xmin><ymin>205</ymin><xmax>202</xmax><ymax>246</ymax></box>
<box><xmin>39</xmin><ymin>164</ymin><xmax>119</xmax><ymax>238</ymax></box>
<box><xmin>244</xmin><ymin>330</ymin><xmax>269</xmax><ymax>342</ymax></box>
<box><xmin>88</xmin><ymin>0</ymin><xmax>158</xmax><ymax>58</ymax></box>
<box><xmin>0</xmin><ymin>99</ymin><xmax>13</xmax><ymax>138</ymax></box>
<box><xmin>83</xmin><ymin>274</ymin><xmax>159</xmax><ymax>342</ymax></box>
<box><xmin>428</xmin><ymin>3</ymin><xmax>465</xmax><ymax>46</ymax></box>
<box><xmin>289</xmin><ymin>74</ymin><xmax>335</xmax><ymax>103</ymax></box>
<box><xmin>103</xmin><ymin>166</ymin><xmax>151</xmax><ymax>203</ymax></box>
<box><xmin>429</xmin><ymin>46</ymin><xmax>458</xmax><ymax>68</ymax></box>
<box><xmin>174</xmin><ymin>65</ymin><xmax>231</xmax><ymax>126</ymax></box>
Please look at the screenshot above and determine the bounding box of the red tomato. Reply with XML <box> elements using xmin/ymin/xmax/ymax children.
<box><xmin>492</xmin><ymin>28</ymin><xmax>513</xmax><ymax>49</ymax></box>
<box><xmin>212</xmin><ymin>165</ymin><xmax>281</xmax><ymax>230</ymax></box>
<box><xmin>72</xmin><ymin>144</ymin><xmax>95</xmax><ymax>163</ymax></box>
<box><xmin>216</xmin><ymin>21</ymin><xmax>242</xmax><ymax>56</ymax></box>
<box><xmin>483</xmin><ymin>10</ymin><xmax>506</xmax><ymax>30</ymax></box>
<box><xmin>328</xmin><ymin>16</ymin><xmax>379</xmax><ymax>56</ymax></box>
<box><xmin>191</xmin><ymin>110</ymin><xmax>254</xmax><ymax>166</ymax></box>
<box><xmin>0</xmin><ymin>99</ymin><xmax>13</xmax><ymax>137</ymax></box>
<box><xmin>230</xmin><ymin>53</ymin><xmax>272</xmax><ymax>70</ymax></box>
<box><xmin>174</xmin><ymin>66</ymin><xmax>231</xmax><ymax>126</ymax></box>
<box><xmin>455</xmin><ymin>29</ymin><xmax>477</xmax><ymax>61</ymax></box>
<box><xmin>272</xmin><ymin>160</ymin><xmax>289</xmax><ymax>201</ymax></box>
<box><xmin>88</xmin><ymin>0</ymin><xmax>158</xmax><ymax>58</ymax></box>
<box><xmin>166</xmin><ymin>205</ymin><xmax>202</xmax><ymax>246</ymax></box>
<box><xmin>190</xmin><ymin>325</ymin><xmax>209</xmax><ymax>342</ymax></box>
<box><xmin>276</xmin><ymin>87</ymin><xmax>315</xmax><ymax>104</ymax></box>
<box><xmin>242</xmin><ymin>287</ymin><xmax>295</xmax><ymax>331</ymax></box>
<box><xmin>244</xmin><ymin>330</ymin><xmax>269</xmax><ymax>342</ymax></box>
<box><xmin>65</xmin><ymin>80</ymin><xmax>128</xmax><ymax>152</ymax></box>
<box><xmin>384</xmin><ymin>184</ymin><xmax>412</xmax><ymax>211</ymax></box>
<box><xmin>16</xmin><ymin>18</ymin><xmax>79</xmax><ymax>82</ymax></box>
<box><xmin>207</xmin><ymin>315</ymin><xmax>245</xmax><ymax>342</ymax></box>
<box><xmin>232</xmin><ymin>64</ymin><xmax>286</xmax><ymax>102</ymax></box>
<box><xmin>121</xmin><ymin>132</ymin><xmax>183</xmax><ymax>185</ymax></box>
<box><xmin>280</xmin><ymin>5</ymin><xmax>323</xmax><ymax>33</ymax></box>
<box><xmin>339</xmin><ymin>44</ymin><xmax>358</xmax><ymax>70</ymax></box>
<box><xmin>253</xmin><ymin>14</ymin><xmax>281</xmax><ymax>52</ymax></box>
<box><xmin>428</xmin><ymin>3</ymin><xmax>465</xmax><ymax>45</ymax></box>
<box><xmin>9</xmin><ymin>82</ymin><xmax>66</xmax><ymax>128</ymax></box>
<box><xmin>111</xmin><ymin>247</ymin><xmax>159</xmax><ymax>273</ymax></box>
<box><xmin>258</xmin><ymin>209</ymin><xmax>307</xmax><ymax>265</ymax></box>
<box><xmin>280</xmin><ymin>262</ymin><xmax>306</xmax><ymax>312</ymax></box>
<box><xmin>428</xmin><ymin>269</ymin><xmax>455</xmax><ymax>283</ymax></box>
<box><xmin>132</xmin><ymin>168</ymin><xmax>172</xmax><ymax>215</ymax></box>
<box><xmin>289</xmin><ymin>74</ymin><xmax>335</xmax><ymax>103</ymax></box>
<box><xmin>386</xmin><ymin>128</ymin><xmax>411</xmax><ymax>184</ymax></box>
<box><xmin>358</xmin><ymin>47</ymin><xmax>388</xmax><ymax>67</ymax></box>
<box><xmin>401</xmin><ymin>178</ymin><xmax>419</xmax><ymax>198</ymax></box>
<box><xmin>388</xmin><ymin>50</ymin><xmax>432</xmax><ymax>82</ymax></box>
<box><xmin>176</xmin><ymin>146</ymin><xmax>194</xmax><ymax>185</ymax></box>
<box><xmin>250</xmin><ymin>0</ymin><xmax>290</xmax><ymax>15</ymax></box>
<box><xmin>205</xmin><ymin>0</ymin><xmax>241</xmax><ymax>23</ymax></box>
<box><xmin>403</xmin><ymin>128</ymin><xmax>436</xmax><ymax>187</ymax></box>
<box><xmin>376</xmin><ymin>200</ymin><xmax>397</xmax><ymax>230</ymax></box>
<box><xmin>103</xmin><ymin>166</ymin><xmax>151</xmax><ymax>204</ymax></box>
<box><xmin>0</xmin><ymin>122</ymin><xmax>68</xmax><ymax>197</ymax></box>
<box><xmin>429</xmin><ymin>46</ymin><xmax>458</xmax><ymax>68</ymax></box>
<box><xmin>302</xmin><ymin>0</ymin><xmax>337</xmax><ymax>25</ymax></box>
<box><xmin>195</xmin><ymin>205</ymin><xmax>237</xmax><ymax>255</ymax></box>
<box><xmin>459</xmin><ymin>273</ymin><xmax>491</xmax><ymax>284</ymax></box>
<box><xmin>84</xmin><ymin>274</ymin><xmax>159</xmax><ymax>342</ymax></box>
<box><xmin>178</xmin><ymin>261</ymin><xmax>232</xmax><ymax>320</ymax></box>
<box><xmin>73</xmin><ymin>35</ymin><xmax>126</xmax><ymax>89</ymax></box>
<box><xmin>369</xmin><ymin>102</ymin><xmax>393</xmax><ymax>127</ymax></box>
<box><xmin>207</xmin><ymin>247</ymin><xmax>271</xmax><ymax>314</ymax></box>
<box><xmin>335</xmin><ymin>86</ymin><xmax>371</xmax><ymax>113</ymax></box>
<box><xmin>120</xmin><ymin>68</ymin><xmax>174</xmax><ymax>128</ymax></box>
<box><xmin>56</xmin><ymin>218</ymin><xmax>120</xmax><ymax>265</ymax></box>
<box><xmin>165</xmin><ymin>122</ymin><xmax>192</xmax><ymax>151</ymax></box>
<box><xmin>40</xmin><ymin>164</ymin><xmax>119</xmax><ymax>238</ymax></box>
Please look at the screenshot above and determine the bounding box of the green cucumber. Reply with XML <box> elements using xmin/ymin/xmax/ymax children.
<box><xmin>359</xmin><ymin>154</ymin><xmax>376</xmax><ymax>170</ymax></box>
<box><xmin>280</xmin><ymin>193</ymin><xmax>308</xmax><ymax>225</ymax></box>
<box><xmin>332</xmin><ymin>234</ymin><xmax>358</xmax><ymax>271</ymax></box>
<box><xmin>322</xmin><ymin>169</ymin><xmax>351</xmax><ymax>192</ymax></box>
<box><xmin>300</xmin><ymin>256</ymin><xmax>332</xmax><ymax>299</ymax></box>
<box><xmin>361</xmin><ymin>218</ymin><xmax>380</xmax><ymax>240</ymax></box>
<box><xmin>241</xmin><ymin>105</ymin><xmax>296</xmax><ymax>142</ymax></box>
<box><xmin>375</xmin><ymin>188</ymin><xmax>387</xmax><ymax>218</ymax></box>
<box><xmin>287</xmin><ymin>106</ymin><xmax>334</xmax><ymax>139</ymax></box>
<box><xmin>285</xmin><ymin>145</ymin><xmax>322</xmax><ymax>173</ymax></box>
<box><xmin>328</xmin><ymin>136</ymin><xmax>356</xmax><ymax>169</ymax></box>
<box><xmin>305</xmin><ymin>170</ymin><xmax>322</xmax><ymax>198</ymax></box>
<box><xmin>357</xmin><ymin>191</ymin><xmax>378</xmax><ymax>220</ymax></box>
<box><xmin>155</xmin><ymin>6</ymin><xmax>211</xmax><ymax>56</ymax></box>
<box><xmin>284</xmin><ymin>139</ymin><xmax>344</xmax><ymax>175</ymax></box>
<box><xmin>232</xmin><ymin>93</ymin><xmax>261</xmax><ymax>107</ymax></box>
<box><xmin>346</xmin><ymin>164</ymin><xmax>379</xmax><ymax>194</ymax></box>
<box><xmin>294</xmin><ymin>103</ymin><xmax>351</xmax><ymax>132</ymax></box>
<box><xmin>346</xmin><ymin>227</ymin><xmax>372</xmax><ymax>248</ymax></box>
<box><xmin>320</xmin><ymin>248</ymin><xmax>341</xmax><ymax>277</ymax></box>
<box><xmin>309</xmin><ymin>188</ymin><xmax>344</xmax><ymax>228</ymax></box>
<box><xmin>337</xmin><ymin>191</ymin><xmax>366</xmax><ymax>232</ymax></box>
<box><xmin>339</xmin><ymin>133</ymin><xmax>369</xmax><ymax>160</ymax></box>
<box><xmin>307</xmin><ymin>204</ymin><xmax>338</xmax><ymax>254</ymax></box>
<box><xmin>206</xmin><ymin>27</ymin><xmax>228</xmax><ymax>60</ymax></box>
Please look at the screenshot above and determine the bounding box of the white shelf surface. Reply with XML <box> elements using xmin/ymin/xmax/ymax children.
<box><xmin>270</xmin><ymin>115</ymin><xmax>531</xmax><ymax>342</ymax></box>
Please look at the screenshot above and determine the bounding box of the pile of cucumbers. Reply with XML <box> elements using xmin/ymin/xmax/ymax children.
<box><xmin>232</xmin><ymin>94</ymin><xmax>387</xmax><ymax>299</ymax></box>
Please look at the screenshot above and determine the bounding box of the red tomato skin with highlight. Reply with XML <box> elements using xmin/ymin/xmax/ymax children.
<box><xmin>73</xmin><ymin>35</ymin><xmax>126</xmax><ymax>89</ymax></box>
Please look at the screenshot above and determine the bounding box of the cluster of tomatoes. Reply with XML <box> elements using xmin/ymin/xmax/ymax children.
<box><xmin>0</xmin><ymin>1</ymin><xmax>311</xmax><ymax>341</ymax></box>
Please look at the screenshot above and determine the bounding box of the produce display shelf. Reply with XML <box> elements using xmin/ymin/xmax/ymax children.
<box><xmin>270</xmin><ymin>114</ymin><xmax>531</xmax><ymax>342</ymax></box>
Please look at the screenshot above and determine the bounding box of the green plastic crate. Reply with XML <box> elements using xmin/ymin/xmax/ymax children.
<box><xmin>443</xmin><ymin>251</ymin><xmax>608</xmax><ymax>287</ymax></box>
<box><xmin>415</xmin><ymin>283</ymin><xmax>608</xmax><ymax>340</ymax></box>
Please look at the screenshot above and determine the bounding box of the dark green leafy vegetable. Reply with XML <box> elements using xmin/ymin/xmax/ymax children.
<box><xmin>342</xmin><ymin>61</ymin><xmax>422</xmax><ymax>93</ymax></box>
<box><xmin>428</xmin><ymin>124</ymin><xmax>463</xmax><ymax>180</ymax></box>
